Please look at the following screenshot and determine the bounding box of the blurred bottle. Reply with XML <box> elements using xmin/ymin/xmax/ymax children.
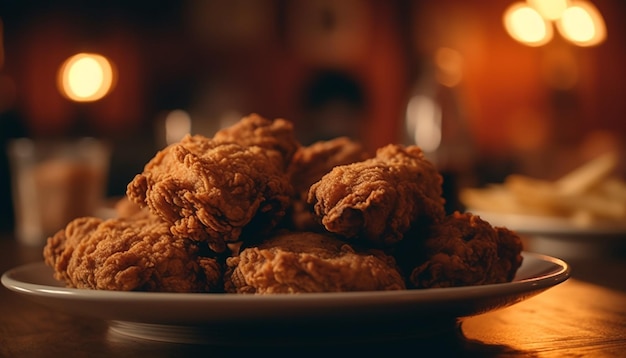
<box><xmin>403</xmin><ymin>50</ymin><xmax>476</xmax><ymax>214</ymax></box>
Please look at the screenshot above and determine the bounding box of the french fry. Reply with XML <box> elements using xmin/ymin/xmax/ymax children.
<box><xmin>459</xmin><ymin>151</ymin><xmax>626</xmax><ymax>227</ymax></box>
<box><xmin>503</xmin><ymin>174</ymin><xmax>567</xmax><ymax>214</ymax></box>
<box><xmin>555</xmin><ymin>152</ymin><xmax>617</xmax><ymax>195</ymax></box>
<box><xmin>560</xmin><ymin>192</ymin><xmax>626</xmax><ymax>220</ymax></box>
<box><xmin>594</xmin><ymin>178</ymin><xmax>626</xmax><ymax>201</ymax></box>
<box><xmin>460</xmin><ymin>185</ymin><xmax>527</xmax><ymax>214</ymax></box>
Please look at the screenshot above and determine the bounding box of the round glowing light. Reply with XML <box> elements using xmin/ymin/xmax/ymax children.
<box><xmin>164</xmin><ymin>109</ymin><xmax>191</xmax><ymax>145</ymax></box>
<box><xmin>406</xmin><ymin>95</ymin><xmax>442</xmax><ymax>153</ymax></box>
<box><xmin>527</xmin><ymin>0</ymin><xmax>570</xmax><ymax>20</ymax></box>
<box><xmin>58</xmin><ymin>53</ymin><xmax>116</xmax><ymax>102</ymax></box>
<box><xmin>557</xmin><ymin>1</ymin><xmax>606</xmax><ymax>46</ymax></box>
<box><xmin>434</xmin><ymin>47</ymin><xmax>464</xmax><ymax>88</ymax></box>
<box><xmin>504</xmin><ymin>3</ymin><xmax>553</xmax><ymax>47</ymax></box>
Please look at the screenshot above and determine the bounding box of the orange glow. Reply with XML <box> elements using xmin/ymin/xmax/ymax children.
<box><xmin>504</xmin><ymin>3</ymin><xmax>553</xmax><ymax>47</ymax></box>
<box><xmin>434</xmin><ymin>47</ymin><xmax>463</xmax><ymax>88</ymax></box>
<box><xmin>556</xmin><ymin>1</ymin><xmax>606</xmax><ymax>46</ymax></box>
<box><xmin>58</xmin><ymin>53</ymin><xmax>116</xmax><ymax>102</ymax></box>
<box><xmin>540</xmin><ymin>46</ymin><xmax>579</xmax><ymax>89</ymax></box>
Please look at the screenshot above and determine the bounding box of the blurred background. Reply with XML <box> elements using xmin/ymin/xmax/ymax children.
<box><xmin>1</xmin><ymin>0</ymin><xmax>625</xmax><ymax>234</ymax></box>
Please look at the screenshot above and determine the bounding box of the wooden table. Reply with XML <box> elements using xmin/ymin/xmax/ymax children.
<box><xmin>1</xmin><ymin>234</ymin><xmax>625</xmax><ymax>357</ymax></box>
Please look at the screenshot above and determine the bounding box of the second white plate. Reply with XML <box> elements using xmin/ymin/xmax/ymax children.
<box><xmin>469</xmin><ymin>210</ymin><xmax>626</xmax><ymax>237</ymax></box>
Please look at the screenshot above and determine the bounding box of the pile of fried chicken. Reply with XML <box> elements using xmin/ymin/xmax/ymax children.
<box><xmin>43</xmin><ymin>114</ymin><xmax>524</xmax><ymax>294</ymax></box>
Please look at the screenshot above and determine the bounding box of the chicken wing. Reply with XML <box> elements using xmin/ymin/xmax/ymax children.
<box><xmin>43</xmin><ymin>215</ymin><xmax>222</xmax><ymax>292</ymax></box>
<box><xmin>286</xmin><ymin>137</ymin><xmax>371</xmax><ymax>231</ymax></box>
<box><xmin>213</xmin><ymin>113</ymin><xmax>301</xmax><ymax>170</ymax></box>
<box><xmin>307</xmin><ymin>144</ymin><xmax>445</xmax><ymax>247</ymax></box>
<box><xmin>126</xmin><ymin>135</ymin><xmax>294</xmax><ymax>252</ymax></box>
<box><xmin>224</xmin><ymin>231</ymin><xmax>406</xmax><ymax>294</ymax></box>
<box><xmin>407</xmin><ymin>211</ymin><xmax>524</xmax><ymax>289</ymax></box>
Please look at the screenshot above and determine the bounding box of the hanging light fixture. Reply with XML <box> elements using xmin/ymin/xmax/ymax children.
<box><xmin>503</xmin><ymin>0</ymin><xmax>606</xmax><ymax>47</ymax></box>
<box><xmin>556</xmin><ymin>1</ymin><xmax>606</xmax><ymax>46</ymax></box>
<box><xmin>503</xmin><ymin>2</ymin><xmax>553</xmax><ymax>47</ymax></box>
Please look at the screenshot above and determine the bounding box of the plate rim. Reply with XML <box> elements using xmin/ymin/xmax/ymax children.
<box><xmin>1</xmin><ymin>251</ymin><xmax>570</xmax><ymax>303</ymax></box>
<box><xmin>0</xmin><ymin>251</ymin><xmax>571</xmax><ymax>344</ymax></box>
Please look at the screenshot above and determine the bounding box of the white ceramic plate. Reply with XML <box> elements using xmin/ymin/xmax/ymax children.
<box><xmin>2</xmin><ymin>252</ymin><xmax>569</xmax><ymax>345</ymax></box>
<box><xmin>469</xmin><ymin>210</ymin><xmax>626</xmax><ymax>237</ymax></box>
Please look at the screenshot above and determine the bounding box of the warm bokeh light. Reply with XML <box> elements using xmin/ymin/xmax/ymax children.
<box><xmin>405</xmin><ymin>95</ymin><xmax>442</xmax><ymax>153</ymax></box>
<box><xmin>527</xmin><ymin>0</ymin><xmax>569</xmax><ymax>20</ymax></box>
<box><xmin>434</xmin><ymin>47</ymin><xmax>463</xmax><ymax>88</ymax></box>
<box><xmin>503</xmin><ymin>3</ymin><xmax>553</xmax><ymax>47</ymax></box>
<box><xmin>164</xmin><ymin>109</ymin><xmax>191</xmax><ymax>145</ymax></box>
<box><xmin>505</xmin><ymin>0</ymin><xmax>606</xmax><ymax>47</ymax></box>
<box><xmin>556</xmin><ymin>1</ymin><xmax>606</xmax><ymax>46</ymax></box>
<box><xmin>58</xmin><ymin>53</ymin><xmax>116</xmax><ymax>102</ymax></box>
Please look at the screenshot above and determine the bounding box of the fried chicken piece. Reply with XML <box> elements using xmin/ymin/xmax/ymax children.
<box><xmin>288</xmin><ymin>137</ymin><xmax>371</xmax><ymax>196</ymax></box>
<box><xmin>408</xmin><ymin>212</ymin><xmax>524</xmax><ymax>289</ymax></box>
<box><xmin>286</xmin><ymin>137</ymin><xmax>371</xmax><ymax>231</ymax></box>
<box><xmin>307</xmin><ymin>144</ymin><xmax>445</xmax><ymax>247</ymax></box>
<box><xmin>126</xmin><ymin>134</ymin><xmax>293</xmax><ymax>253</ymax></box>
<box><xmin>224</xmin><ymin>231</ymin><xmax>406</xmax><ymax>294</ymax></box>
<box><xmin>213</xmin><ymin>113</ymin><xmax>301</xmax><ymax>170</ymax></box>
<box><xmin>43</xmin><ymin>216</ymin><xmax>101</xmax><ymax>285</ymax></box>
<box><xmin>43</xmin><ymin>215</ymin><xmax>222</xmax><ymax>292</ymax></box>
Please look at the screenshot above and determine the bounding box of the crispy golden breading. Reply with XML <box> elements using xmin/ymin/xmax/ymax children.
<box><xmin>287</xmin><ymin>137</ymin><xmax>371</xmax><ymax>197</ymax></box>
<box><xmin>286</xmin><ymin>137</ymin><xmax>371</xmax><ymax>231</ymax></box>
<box><xmin>408</xmin><ymin>212</ymin><xmax>524</xmax><ymax>289</ymax></box>
<box><xmin>126</xmin><ymin>135</ymin><xmax>293</xmax><ymax>253</ymax></box>
<box><xmin>43</xmin><ymin>114</ymin><xmax>525</xmax><ymax>294</ymax></box>
<box><xmin>224</xmin><ymin>231</ymin><xmax>406</xmax><ymax>294</ymax></box>
<box><xmin>308</xmin><ymin>144</ymin><xmax>445</xmax><ymax>247</ymax></box>
<box><xmin>43</xmin><ymin>216</ymin><xmax>222</xmax><ymax>292</ymax></box>
<box><xmin>213</xmin><ymin>113</ymin><xmax>301</xmax><ymax>170</ymax></box>
<box><xmin>43</xmin><ymin>216</ymin><xmax>101</xmax><ymax>285</ymax></box>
